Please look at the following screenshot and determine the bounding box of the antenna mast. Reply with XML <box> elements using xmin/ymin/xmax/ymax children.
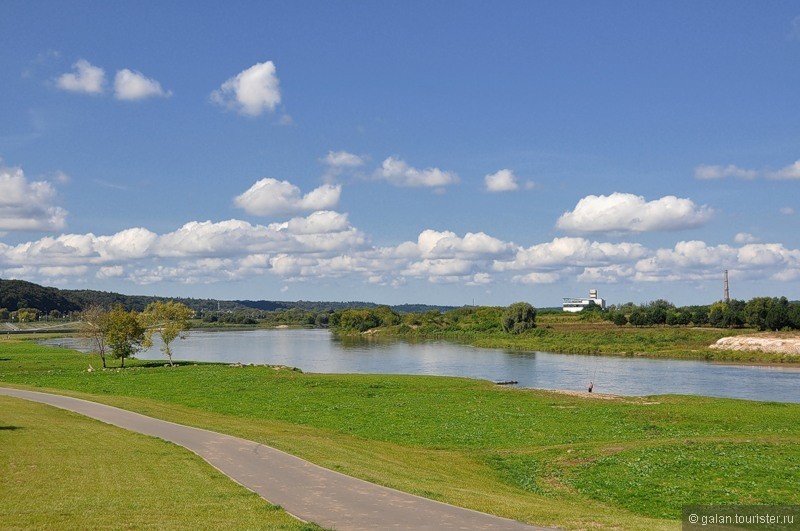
<box><xmin>723</xmin><ymin>270</ymin><xmax>730</xmax><ymax>302</ymax></box>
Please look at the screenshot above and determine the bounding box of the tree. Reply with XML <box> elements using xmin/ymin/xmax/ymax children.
<box><xmin>765</xmin><ymin>297</ymin><xmax>790</xmax><ymax>331</ymax></box>
<box><xmin>502</xmin><ymin>302</ymin><xmax>537</xmax><ymax>334</ymax></box>
<box><xmin>609</xmin><ymin>310</ymin><xmax>628</xmax><ymax>326</ymax></box>
<box><xmin>106</xmin><ymin>305</ymin><xmax>146</xmax><ymax>368</ymax></box>
<box><xmin>142</xmin><ymin>301</ymin><xmax>194</xmax><ymax>366</ymax></box>
<box><xmin>744</xmin><ymin>297</ymin><xmax>772</xmax><ymax>331</ymax></box>
<box><xmin>80</xmin><ymin>305</ymin><xmax>110</xmax><ymax>368</ymax></box>
<box><xmin>628</xmin><ymin>308</ymin><xmax>649</xmax><ymax>327</ymax></box>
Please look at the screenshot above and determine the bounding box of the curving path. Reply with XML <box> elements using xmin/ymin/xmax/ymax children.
<box><xmin>1</xmin><ymin>387</ymin><xmax>546</xmax><ymax>530</ymax></box>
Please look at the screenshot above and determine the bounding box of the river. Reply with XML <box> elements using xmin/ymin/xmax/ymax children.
<box><xmin>42</xmin><ymin>328</ymin><xmax>800</xmax><ymax>403</ymax></box>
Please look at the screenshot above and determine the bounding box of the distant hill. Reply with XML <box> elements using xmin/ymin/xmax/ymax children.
<box><xmin>0</xmin><ymin>279</ymin><xmax>82</xmax><ymax>314</ymax></box>
<box><xmin>235</xmin><ymin>299</ymin><xmax>457</xmax><ymax>313</ymax></box>
<box><xmin>0</xmin><ymin>278</ymin><xmax>457</xmax><ymax>315</ymax></box>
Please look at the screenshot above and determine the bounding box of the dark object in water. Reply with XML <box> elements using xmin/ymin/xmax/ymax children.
<box><xmin>495</xmin><ymin>380</ymin><xmax>518</xmax><ymax>385</ymax></box>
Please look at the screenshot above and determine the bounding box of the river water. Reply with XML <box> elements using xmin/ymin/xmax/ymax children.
<box><xmin>43</xmin><ymin>329</ymin><xmax>800</xmax><ymax>403</ymax></box>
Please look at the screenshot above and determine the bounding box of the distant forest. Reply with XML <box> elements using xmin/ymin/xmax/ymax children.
<box><xmin>0</xmin><ymin>278</ymin><xmax>456</xmax><ymax>316</ymax></box>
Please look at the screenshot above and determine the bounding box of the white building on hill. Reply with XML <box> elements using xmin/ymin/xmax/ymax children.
<box><xmin>562</xmin><ymin>289</ymin><xmax>606</xmax><ymax>312</ymax></box>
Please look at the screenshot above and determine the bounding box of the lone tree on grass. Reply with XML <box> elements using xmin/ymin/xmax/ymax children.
<box><xmin>142</xmin><ymin>301</ymin><xmax>194</xmax><ymax>366</ymax></box>
<box><xmin>106</xmin><ymin>305</ymin><xmax>146</xmax><ymax>368</ymax></box>
<box><xmin>80</xmin><ymin>305</ymin><xmax>110</xmax><ymax>368</ymax></box>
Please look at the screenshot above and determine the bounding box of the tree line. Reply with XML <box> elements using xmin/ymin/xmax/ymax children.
<box><xmin>592</xmin><ymin>297</ymin><xmax>800</xmax><ymax>330</ymax></box>
<box><xmin>330</xmin><ymin>302</ymin><xmax>538</xmax><ymax>335</ymax></box>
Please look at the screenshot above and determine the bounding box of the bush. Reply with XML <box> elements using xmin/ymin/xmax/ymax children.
<box><xmin>502</xmin><ymin>302</ymin><xmax>537</xmax><ymax>334</ymax></box>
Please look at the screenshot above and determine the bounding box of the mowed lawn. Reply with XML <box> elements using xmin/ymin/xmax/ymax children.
<box><xmin>2</xmin><ymin>339</ymin><xmax>800</xmax><ymax>530</ymax></box>
<box><xmin>0</xmin><ymin>395</ymin><xmax>320</xmax><ymax>530</ymax></box>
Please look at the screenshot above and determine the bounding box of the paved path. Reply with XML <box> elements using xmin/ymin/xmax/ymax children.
<box><xmin>1</xmin><ymin>388</ymin><xmax>546</xmax><ymax>530</ymax></box>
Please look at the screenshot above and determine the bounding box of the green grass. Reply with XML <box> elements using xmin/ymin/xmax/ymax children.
<box><xmin>2</xmin><ymin>339</ymin><xmax>800</xmax><ymax>530</ymax></box>
<box><xmin>0</xmin><ymin>395</ymin><xmax>320</xmax><ymax>530</ymax></box>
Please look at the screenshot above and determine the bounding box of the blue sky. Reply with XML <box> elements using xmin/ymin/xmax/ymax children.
<box><xmin>1</xmin><ymin>1</ymin><xmax>799</xmax><ymax>307</ymax></box>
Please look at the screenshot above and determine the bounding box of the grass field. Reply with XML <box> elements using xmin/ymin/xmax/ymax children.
<box><xmin>2</xmin><ymin>339</ymin><xmax>799</xmax><ymax>530</ymax></box>
<box><xmin>0</xmin><ymin>394</ymin><xmax>320</xmax><ymax>530</ymax></box>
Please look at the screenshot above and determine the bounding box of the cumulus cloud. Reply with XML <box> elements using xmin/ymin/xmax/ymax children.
<box><xmin>0</xmin><ymin>211</ymin><xmax>369</xmax><ymax>285</ymax></box>
<box><xmin>495</xmin><ymin>237</ymin><xmax>648</xmax><ymax>271</ymax></box>
<box><xmin>768</xmin><ymin>160</ymin><xmax>800</xmax><ymax>180</ymax></box>
<box><xmin>114</xmin><ymin>69</ymin><xmax>171</xmax><ymax>100</ymax></box>
<box><xmin>412</xmin><ymin>230</ymin><xmax>515</xmax><ymax>259</ymax></box>
<box><xmin>485</xmin><ymin>169</ymin><xmax>519</xmax><ymax>192</ymax></box>
<box><xmin>632</xmin><ymin>240</ymin><xmax>800</xmax><ymax>283</ymax></box>
<box><xmin>56</xmin><ymin>59</ymin><xmax>105</xmax><ymax>94</ymax></box>
<box><xmin>694</xmin><ymin>164</ymin><xmax>757</xmax><ymax>180</ymax></box>
<box><xmin>780</xmin><ymin>207</ymin><xmax>795</xmax><ymax>215</ymax></box>
<box><xmin>374</xmin><ymin>157</ymin><xmax>458</xmax><ymax>188</ymax></box>
<box><xmin>234</xmin><ymin>178</ymin><xmax>341</xmax><ymax>216</ymax></box>
<box><xmin>0</xmin><ymin>166</ymin><xmax>68</xmax><ymax>231</ymax></box>
<box><xmin>556</xmin><ymin>193</ymin><xmax>713</xmax><ymax>233</ymax></box>
<box><xmin>211</xmin><ymin>60</ymin><xmax>281</xmax><ymax>116</ymax></box>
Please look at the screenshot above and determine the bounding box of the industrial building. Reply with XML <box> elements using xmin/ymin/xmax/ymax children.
<box><xmin>562</xmin><ymin>289</ymin><xmax>606</xmax><ymax>312</ymax></box>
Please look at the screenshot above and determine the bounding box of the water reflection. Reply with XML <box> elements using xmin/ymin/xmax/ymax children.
<box><xmin>41</xmin><ymin>329</ymin><xmax>800</xmax><ymax>403</ymax></box>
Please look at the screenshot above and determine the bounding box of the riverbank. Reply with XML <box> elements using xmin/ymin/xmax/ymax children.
<box><xmin>2</xmin><ymin>339</ymin><xmax>799</xmax><ymax>530</ymax></box>
<box><xmin>356</xmin><ymin>314</ymin><xmax>800</xmax><ymax>364</ymax></box>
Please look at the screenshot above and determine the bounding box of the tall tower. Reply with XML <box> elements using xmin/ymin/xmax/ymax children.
<box><xmin>723</xmin><ymin>270</ymin><xmax>730</xmax><ymax>302</ymax></box>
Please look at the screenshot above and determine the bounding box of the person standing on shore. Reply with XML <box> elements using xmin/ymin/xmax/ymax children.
<box><xmin>588</xmin><ymin>381</ymin><xmax>593</xmax><ymax>393</ymax></box>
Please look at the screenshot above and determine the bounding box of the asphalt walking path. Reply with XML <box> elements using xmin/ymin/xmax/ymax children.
<box><xmin>1</xmin><ymin>387</ymin><xmax>547</xmax><ymax>530</ymax></box>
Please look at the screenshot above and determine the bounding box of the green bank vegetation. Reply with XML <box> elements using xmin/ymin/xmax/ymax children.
<box><xmin>329</xmin><ymin>300</ymin><xmax>800</xmax><ymax>363</ymax></box>
<box><xmin>2</xmin><ymin>340</ymin><xmax>800</xmax><ymax>530</ymax></box>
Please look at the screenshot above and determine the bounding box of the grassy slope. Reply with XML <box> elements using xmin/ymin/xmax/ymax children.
<box><xmin>0</xmin><ymin>395</ymin><xmax>320</xmax><ymax>530</ymax></box>
<box><xmin>2</xmin><ymin>340</ymin><xmax>799</xmax><ymax>530</ymax></box>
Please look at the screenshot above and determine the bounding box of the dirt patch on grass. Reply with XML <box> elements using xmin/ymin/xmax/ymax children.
<box><xmin>709</xmin><ymin>333</ymin><xmax>800</xmax><ymax>355</ymax></box>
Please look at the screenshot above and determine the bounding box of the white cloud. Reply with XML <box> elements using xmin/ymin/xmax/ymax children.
<box><xmin>484</xmin><ymin>169</ymin><xmax>519</xmax><ymax>192</ymax></box>
<box><xmin>768</xmin><ymin>160</ymin><xmax>800</xmax><ymax>180</ymax></box>
<box><xmin>211</xmin><ymin>60</ymin><xmax>281</xmax><ymax>116</ymax></box>
<box><xmin>374</xmin><ymin>157</ymin><xmax>458</xmax><ymax>188</ymax></box>
<box><xmin>511</xmin><ymin>272</ymin><xmax>561</xmax><ymax>284</ymax></box>
<box><xmin>56</xmin><ymin>59</ymin><xmax>105</xmax><ymax>94</ymax></box>
<box><xmin>234</xmin><ymin>178</ymin><xmax>341</xmax><ymax>216</ymax></box>
<box><xmin>285</xmin><ymin>211</ymin><xmax>350</xmax><ymax>235</ymax></box>
<box><xmin>780</xmin><ymin>207</ymin><xmax>795</xmax><ymax>215</ymax></box>
<box><xmin>694</xmin><ymin>160</ymin><xmax>800</xmax><ymax>180</ymax></box>
<box><xmin>114</xmin><ymin>69</ymin><xmax>171</xmax><ymax>100</ymax></box>
<box><xmin>96</xmin><ymin>228</ymin><xmax>158</xmax><ymax>260</ymax></box>
<box><xmin>322</xmin><ymin>151</ymin><xmax>366</xmax><ymax>180</ymax></box>
<box><xmin>0</xmin><ymin>166</ymin><xmax>68</xmax><ymax>231</ymax></box>
<box><xmin>734</xmin><ymin>232</ymin><xmax>758</xmax><ymax>244</ymax></box>
<box><xmin>39</xmin><ymin>265</ymin><xmax>87</xmax><ymax>277</ymax></box>
<box><xmin>577</xmin><ymin>265</ymin><xmax>634</xmax><ymax>283</ymax></box>
<box><xmin>495</xmin><ymin>237</ymin><xmax>648</xmax><ymax>271</ymax></box>
<box><xmin>97</xmin><ymin>265</ymin><xmax>124</xmax><ymax>279</ymax></box>
<box><xmin>323</xmin><ymin>151</ymin><xmax>365</xmax><ymax>169</ymax></box>
<box><xmin>694</xmin><ymin>164</ymin><xmax>757</xmax><ymax>180</ymax></box>
<box><xmin>413</xmin><ymin>230</ymin><xmax>514</xmax><ymax>259</ymax></box>
<box><xmin>556</xmin><ymin>192</ymin><xmax>713</xmax><ymax>233</ymax></box>
<box><xmin>632</xmin><ymin>240</ymin><xmax>800</xmax><ymax>283</ymax></box>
